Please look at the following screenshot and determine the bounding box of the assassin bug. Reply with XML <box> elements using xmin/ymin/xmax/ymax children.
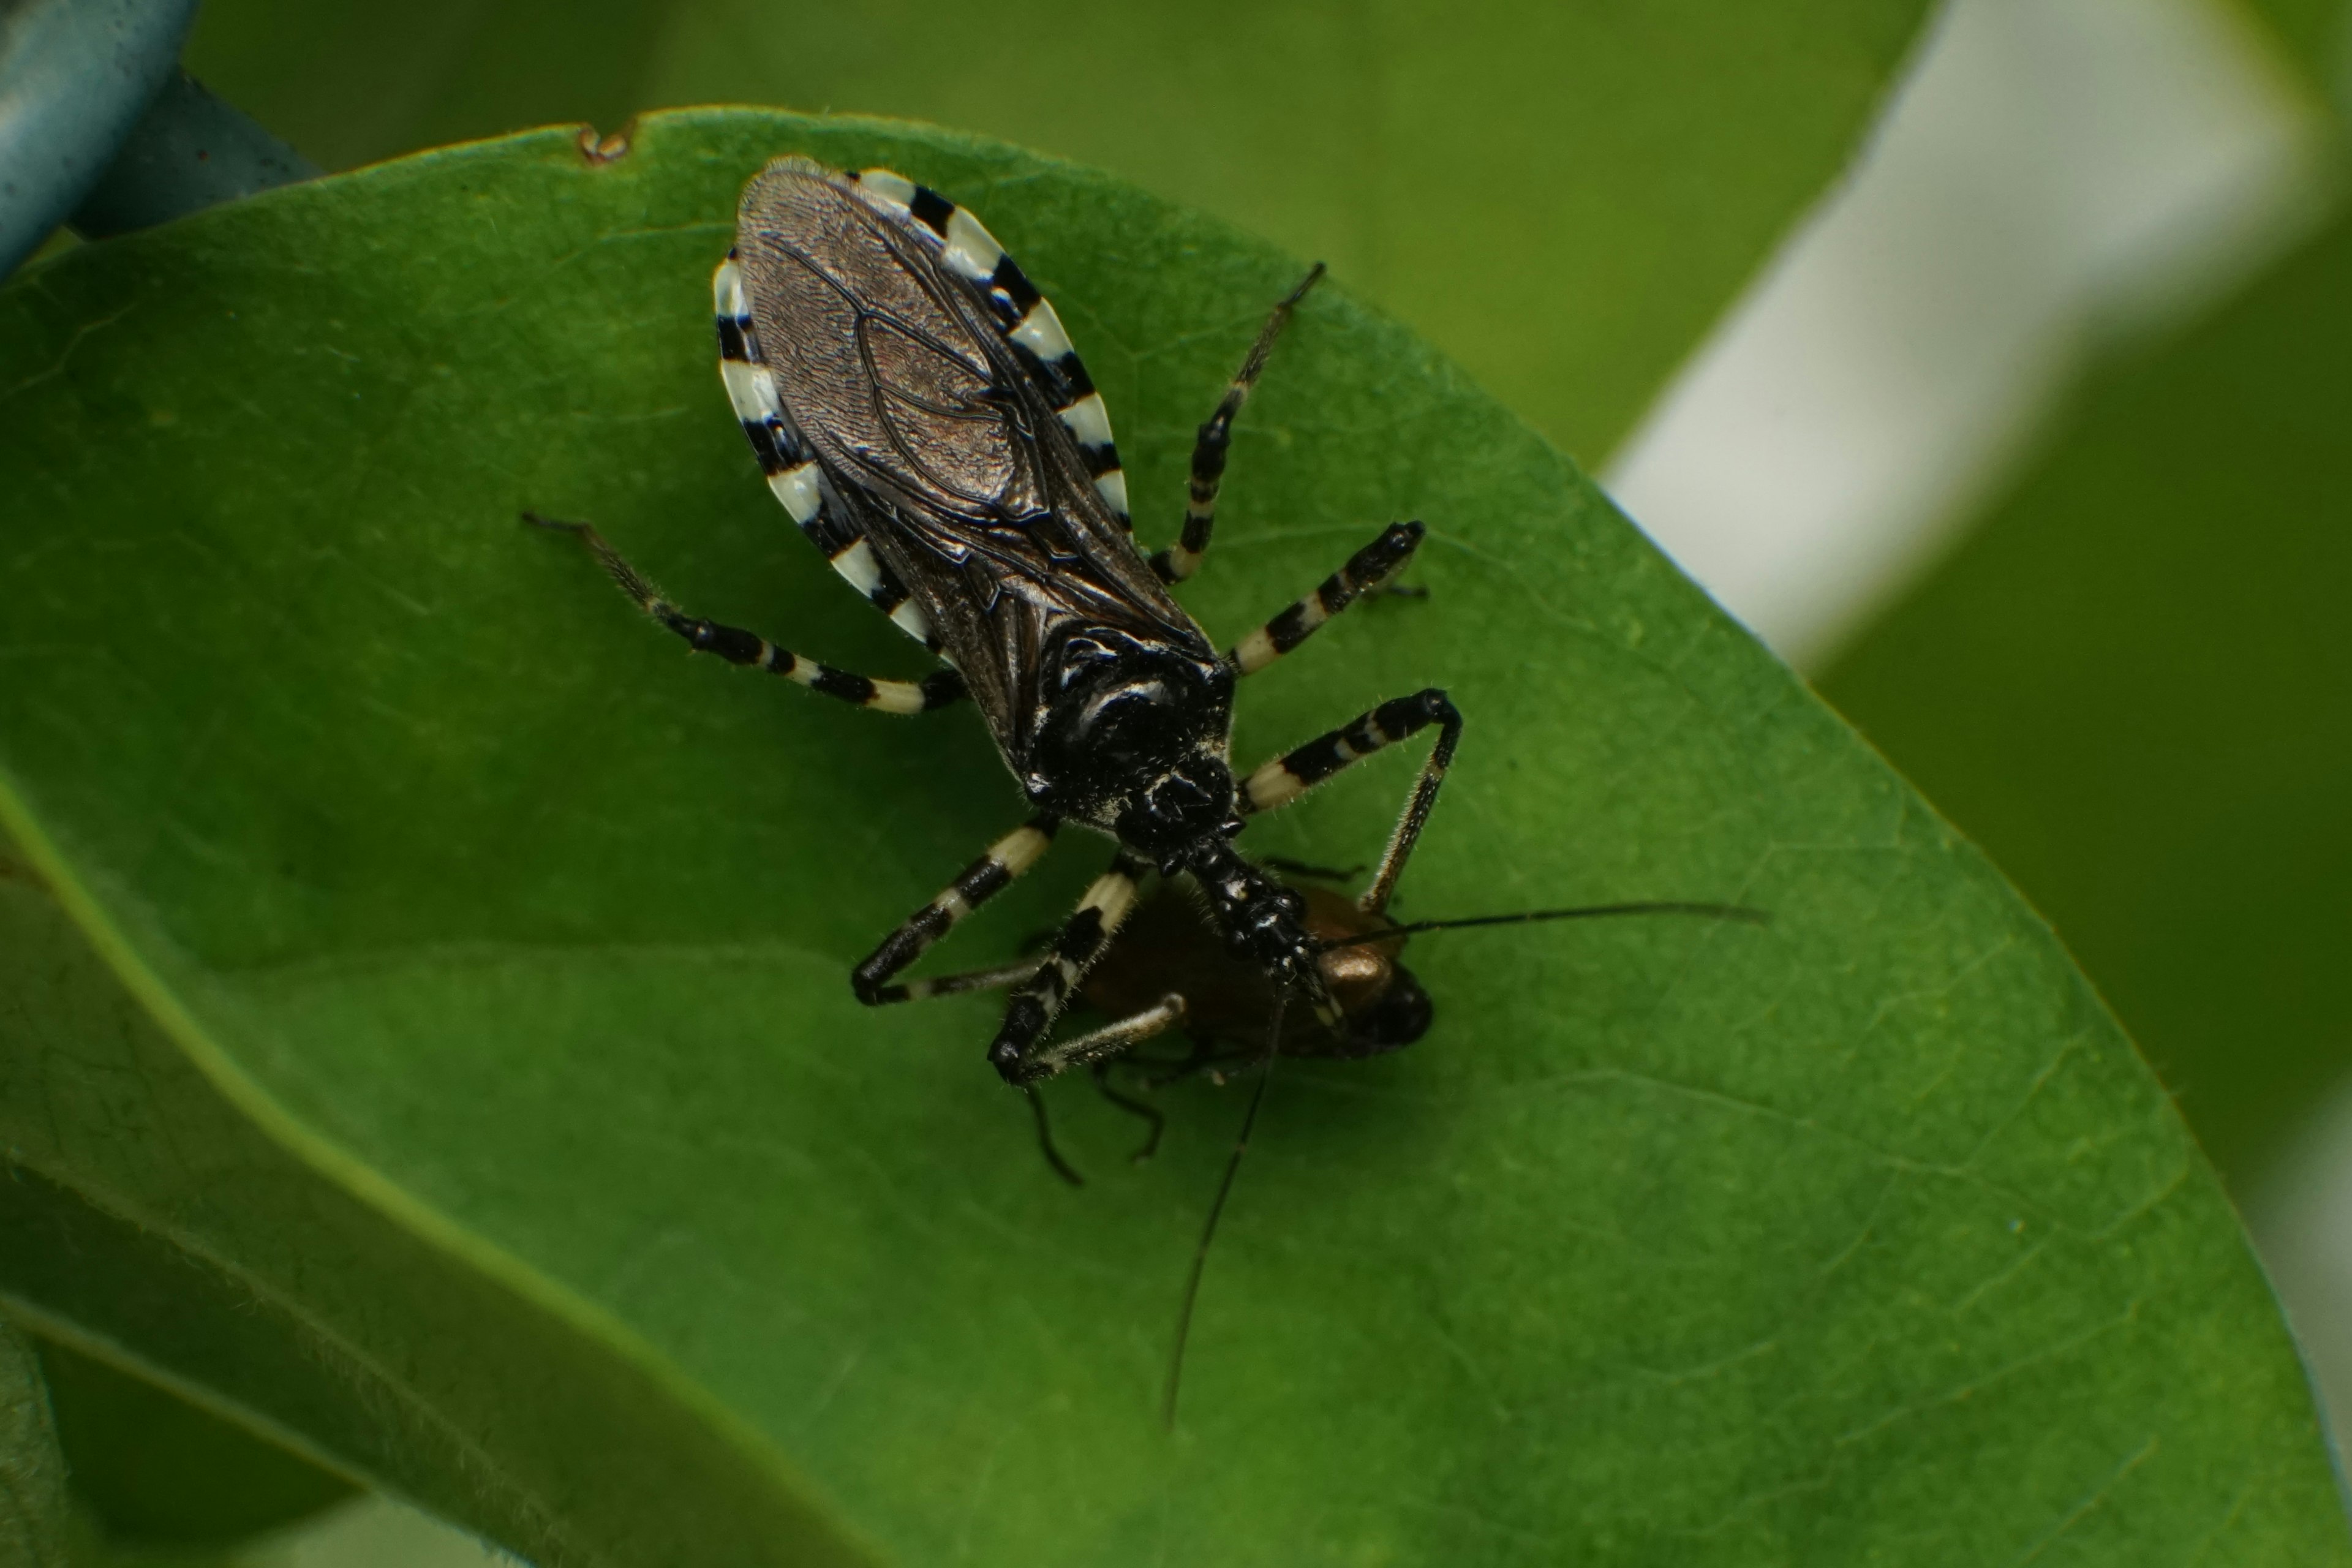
<box><xmin>1071</xmin><ymin>866</ymin><xmax>1766</xmax><ymax>1423</ymax></box>
<box><xmin>534</xmin><ymin>155</ymin><xmax>1454</xmax><ymax>1110</ymax></box>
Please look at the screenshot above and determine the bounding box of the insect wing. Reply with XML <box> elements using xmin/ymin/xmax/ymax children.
<box><xmin>738</xmin><ymin>163</ymin><xmax>1046</xmax><ymax>531</ymax></box>
<box><xmin>734</xmin><ymin>158</ymin><xmax>1207</xmax><ymax>758</ymax></box>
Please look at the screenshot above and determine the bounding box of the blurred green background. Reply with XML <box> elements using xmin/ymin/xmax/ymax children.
<box><xmin>15</xmin><ymin>0</ymin><xmax>2352</xmax><ymax>1558</ymax></box>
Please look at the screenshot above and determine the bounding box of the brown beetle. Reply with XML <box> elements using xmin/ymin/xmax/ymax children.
<box><xmin>1078</xmin><ymin>873</ymin><xmax>1433</xmax><ymax>1066</ymax></box>
<box><xmin>1075</xmin><ymin>866</ymin><xmax>1763</xmax><ymax>1085</ymax></box>
<box><xmin>1068</xmin><ymin>865</ymin><xmax>1766</xmax><ymax>1425</ymax></box>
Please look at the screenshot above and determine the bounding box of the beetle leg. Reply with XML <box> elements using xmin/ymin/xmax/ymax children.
<box><xmin>1091</xmin><ymin>1058</ymin><xmax>1170</xmax><ymax>1163</ymax></box>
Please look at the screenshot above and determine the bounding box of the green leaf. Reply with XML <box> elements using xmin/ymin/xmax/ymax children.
<box><xmin>1820</xmin><ymin>206</ymin><xmax>2352</xmax><ymax>1188</ymax></box>
<box><xmin>28</xmin><ymin>1338</ymin><xmax>352</xmax><ymax>1550</ymax></box>
<box><xmin>0</xmin><ymin>1323</ymin><xmax>69</xmax><ymax>1568</ymax></box>
<box><xmin>0</xmin><ymin>110</ymin><xmax>2342</xmax><ymax>1565</ymax></box>
<box><xmin>0</xmin><ymin>856</ymin><xmax>864</xmax><ymax>1566</ymax></box>
<box><xmin>181</xmin><ymin>0</ymin><xmax>1934</xmax><ymax>459</ymax></box>
<box><xmin>2231</xmin><ymin>0</ymin><xmax>2352</xmax><ymax>110</ymax></box>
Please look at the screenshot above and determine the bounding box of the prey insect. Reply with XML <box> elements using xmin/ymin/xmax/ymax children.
<box><xmin>1072</xmin><ymin>863</ymin><xmax>1767</xmax><ymax>1423</ymax></box>
<box><xmin>1079</xmin><ymin>869</ymin><xmax>1769</xmax><ymax>1145</ymax></box>
<box><xmin>533</xmin><ymin>156</ymin><xmax>1452</xmax><ymax>1124</ymax></box>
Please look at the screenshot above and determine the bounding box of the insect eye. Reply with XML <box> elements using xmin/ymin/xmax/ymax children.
<box><xmin>1320</xmin><ymin>944</ymin><xmax>1388</xmax><ymax>995</ymax></box>
<box><xmin>1355</xmin><ymin>966</ymin><xmax>1434</xmax><ymax>1050</ymax></box>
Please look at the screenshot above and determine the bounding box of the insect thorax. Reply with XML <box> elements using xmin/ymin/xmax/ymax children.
<box><xmin>1185</xmin><ymin>840</ymin><xmax>1321</xmax><ymax>995</ymax></box>
<box><xmin>1022</xmin><ymin>620</ymin><xmax>1238</xmax><ymax>858</ymax></box>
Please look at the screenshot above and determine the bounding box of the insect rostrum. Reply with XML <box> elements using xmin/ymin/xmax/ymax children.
<box><xmin>534</xmin><ymin>155</ymin><xmax>1455</xmax><ymax>1098</ymax></box>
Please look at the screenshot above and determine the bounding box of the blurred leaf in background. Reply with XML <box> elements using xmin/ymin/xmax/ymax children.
<box><xmin>179</xmin><ymin>0</ymin><xmax>1932</xmax><ymax>463</ymax></box>
<box><xmin>2236</xmin><ymin>0</ymin><xmax>2352</xmax><ymax>100</ymax></box>
<box><xmin>6</xmin><ymin>110</ymin><xmax>2344</xmax><ymax>1566</ymax></box>
<box><xmin>30</xmin><ymin>1337</ymin><xmax>352</xmax><ymax>1551</ymax></box>
<box><xmin>1819</xmin><ymin>0</ymin><xmax>2351</xmax><ymax>1194</ymax></box>
<box><xmin>1</xmin><ymin>1322</ymin><xmax>69</xmax><ymax>1568</ymax></box>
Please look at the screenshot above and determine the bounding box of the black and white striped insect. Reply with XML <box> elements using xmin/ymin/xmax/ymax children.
<box><xmin>532</xmin><ymin>155</ymin><xmax>1450</xmax><ymax>1114</ymax></box>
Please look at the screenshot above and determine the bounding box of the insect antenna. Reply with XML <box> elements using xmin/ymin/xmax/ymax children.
<box><xmin>1319</xmin><ymin>900</ymin><xmax>1770</xmax><ymax>952</ymax></box>
<box><xmin>1163</xmin><ymin>993</ymin><xmax>1286</xmax><ymax>1430</ymax></box>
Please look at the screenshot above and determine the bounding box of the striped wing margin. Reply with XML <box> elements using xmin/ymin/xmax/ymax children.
<box><xmin>845</xmin><ymin>168</ymin><xmax>1133</xmax><ymax>527</ymax></box>
<box><xmin>712</xmin><ymin>251</ymin><xmax>940</xmax><ymax>650</ymax></box>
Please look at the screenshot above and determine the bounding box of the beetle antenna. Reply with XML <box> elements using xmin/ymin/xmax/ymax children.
<box><xmin>1317</xmin><ymin>900</ymin><xmax>1768</xmax><ymax>953</ymax></box>
<box><xmin>1164</xmin><ymin>994</ymin><xmax>1284</xmax><ymax>1430</ymax></box>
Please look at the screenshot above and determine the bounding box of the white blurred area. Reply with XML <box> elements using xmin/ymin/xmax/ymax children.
<box><xmin>190</xmin><ymin>1</ymin><xmax>2352</xmax><ymax>1561</ymax></box>
<box><xmin>1607</xmin><ymin>0</ymin><xmax>2324</xmax><ymax>668</ymax></box>
<box><xmin>2252</xmin><ymin>1084</ymin><xmax>2352</xmax><ymax>1462</ymax></box>
<box><xmin>209</xmin><ymin>1496</ymin><xmax>514</xmax><ymax>1567</ymax></box>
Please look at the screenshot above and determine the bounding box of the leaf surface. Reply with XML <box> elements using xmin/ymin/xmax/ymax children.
<box><xmin>0</xmin><ymin>1324</ymin><xmax>69</xmax><ymax>1568</ymax></box>
<box><xmin>0</xmin><ymin>111</ymin><xmax>2342</xmax><ymax>1566</ymax></box>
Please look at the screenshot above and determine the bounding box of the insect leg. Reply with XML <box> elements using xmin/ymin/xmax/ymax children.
<box><xmin>527</xmin><ymin>515</ymin><xmax>965</xmax><ymax>715</ymax></box>
<box><xmin>1092</xmin><ymin>1059</ymin><xmax>1169</xmax><ymax>1162</ymax></box>
<box><xmin>1226</xmin><ymin>520</ymin><xmax>1424</xmax><ymax>676</ymax></box>
<box><xmin>1237</xmin><ymin>689</ymin><xmax>1463</xmax><ymax>914</ymax></box>
<box><xmin>1026</xmin><ymin>1089</ymin><xmax>1085</xmax><ymax>1187</ymax></box>
<box><xmin>851</xmin><ymin>818</ymin><xmax>1060</xmax><ymax>1004</ymax></box>
<box><xmin>1025</xmin><ymin>993</ymin><xmax>1188</xmax><ymax>1085</ymax></box>
<box><xmin>989</xmin><ymin>852</ymin><xmax>1153</xmax><ymax>1084</ymax></box>
<box><xmin>870</xmin><ymin>956</ymin><xmax>1049</xmax><ymax>1004</ymax></box>
<box><xmin>1150</xmin><ymin>263</ymin><xmax>1326</xmax><ymax>585</ymax></box>
<box><xmin>1253</xmin><ymin>854</ymin><xmax>1365</xmax><ymax>881</ymax></box>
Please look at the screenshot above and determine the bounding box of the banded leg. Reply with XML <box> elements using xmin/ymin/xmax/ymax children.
<box><xmin>1226</xmin><ymin>521</ymin><xmax>1424</xmax><ymax>676</ymax></box>
<box><xmin>1238</xmin><ymin>689</ymin><xmax>1464</xmax><ymax>914</ymax></box>
<box><xmin>1150</xmin><ymin>264</ymin><xmax>1326</xmax><ymax>585</ymax></box>
<box><xmin>865</xmin><ymin>956</ymin><xmax>1047</xmax><ymax>1005</ymax></box>
<box><xmin>851</xmin><ymin>818</ymin><xmax>1060</xmax><ymax>1003</ymax></box>
<box><xmin>988</xmin><ymin>852</ymin><xmax>1153</xmax><ymax>1084</ymax></box>
<box><xmin>528</xmin><ymin>515</ymin><xmax>965</xmax><ymax>715</ymax></box>
<box><xmin>856</xmin><ymin>911</ymin><xmax>1186</xmax><ymax>1166</ymax></box>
